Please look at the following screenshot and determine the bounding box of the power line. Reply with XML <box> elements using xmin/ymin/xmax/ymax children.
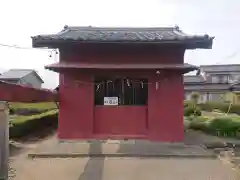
<box><xmin>0</xmin><ymin>43</ymin><xmax>59</xmax><ymax>61</ymax></box>
<box><xmin>0</xmin><ymin>43</ymin><xmax>56</xmax><ymax>51</ymax></box>
<box><xmin>215</xmin><ymin>49</ymin><xmax>240</xmax><ymax>65</ymax></box>
<box><xmin>0</xmin><ymin>42</ymin><xmax>239</xmax><ymax>64</ymax></box>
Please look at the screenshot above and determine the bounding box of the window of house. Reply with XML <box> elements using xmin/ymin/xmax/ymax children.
<box><xmin>211</xmin><ymin>76</ymin><xmax>219</xmax><ymax>83</ymax></box>
<box><xmin>217</xmin><ymin>75</ymin><xmax>228</xmax><ymax>83</ymax></box>
<box><xmin>229</xmin><ymin>74</ymin><xmax>240</xmax><ymax>83</ymax></box>
<box><xmin>227</xmin><ymin>75</ymin><xmax>232</xmax><ymax>83</ymax></box>
<box><xmin>222</xmin><ymin>76</ymin><xmax>228</xmax><ymax>83</ymax></box>
<box><xmin>94</xmin><ymin>77</ymin><xmax>148</xmax><ymax>106</ymax></box>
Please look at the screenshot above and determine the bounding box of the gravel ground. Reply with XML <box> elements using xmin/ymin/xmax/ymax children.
<box><xmin>9</xmin><ymin>160</ymin><xmax>16</xmax><ymax>180</ymax></box>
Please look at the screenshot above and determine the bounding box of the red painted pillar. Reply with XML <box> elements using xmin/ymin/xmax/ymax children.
<box><xmin>58</xmin><ymin>73</ymin><xmax>94</xmax><ymax>139</ymax></box>
<box><xmin>148</xmin><ymin>74</ymin><xmax>184</xmax><ymax>142</ymax></box>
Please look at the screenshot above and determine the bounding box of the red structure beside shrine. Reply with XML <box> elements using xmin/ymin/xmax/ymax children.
<box><xmin>32</xmin><ymin>26</ymin><xmax>213</xmax><ymax>142</ymax></box>
<box><xmin>0</xmin><ymin>80</ymin><xmax>58</xmax><ymax>102</ymax></box>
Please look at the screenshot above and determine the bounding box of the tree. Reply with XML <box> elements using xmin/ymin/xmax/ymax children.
<box><xmin>190</xmin><ymin>92</ymin><xmax>200</xmax><ymax>116</ymax></box>
<box><xmin>191</xmin><ymin>92</ymin><xmax>200</xmax><ymax>105</ymax></box>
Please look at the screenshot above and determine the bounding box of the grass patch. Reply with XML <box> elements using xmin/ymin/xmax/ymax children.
<box><xmin>11</xmin><ymin>109</ymin><xmax>58</xmax><ymax>124</ymax></box>
<box><xmin>9</xmin><ymin>102</ymin><xmax>57</xmax><ymax>111</ymax></box>
<box><xmin>10</xmin><ymin>110</ymin><xmax>58</xmax><ymax>138</ymax></box>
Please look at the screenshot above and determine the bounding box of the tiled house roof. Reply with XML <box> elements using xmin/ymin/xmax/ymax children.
<box><xmin>184</xmin><ymin>75</ymin><xmax>205</xmax><ymax>84</ymax></box>
<box><xmin>32</xmin><ymin>25</ymin><xmax>214</xmax><ymax>49</ymax></box>
<box><xmin>0</xmin><ymin>69</ymin><xmax>44</xmax><ymax>83</ymax></box>
<box><xmin>200</xmin><ymin>64</ymin><xmax>240</xmax><ymax>73</ymax></box>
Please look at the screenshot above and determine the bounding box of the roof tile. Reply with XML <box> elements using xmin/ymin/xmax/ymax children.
<box><xmin>0</xmin><ymin>69</ymin><xmax>34</xmax><ymax>79</ymax></box>
<box><xmin>200</xmin><ymin>64</ymin><xmax>240</xmax><ymax>73</ymax></box>
<box><xmin>32</xmin><ymin>26</ymin><xmax>213</xmax><ymax>49</ymax></box>
<box><xmin>184</xmin><ymin>75</ymin><xmax>205</xmax><ymax>83</ymax></box>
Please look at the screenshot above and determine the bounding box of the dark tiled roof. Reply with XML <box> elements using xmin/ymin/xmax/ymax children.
<box><xmin>200</xmin><ymin>64</ymin><xmax>240</xmax><ymax>73</ymax></box>
<box><xmin>184</xmin><ymin>75</ymin><xmax>205</xmax><ymax>84</ymax></box>
<box><xmin>32</xmin><ymin>25</ymin><xmax>213</xmax><ymax>49</ymax></box>
<box><xmin>0</xmin><ymin>69</ymin><xmax>44</xmax><ymax>83</ymax></box>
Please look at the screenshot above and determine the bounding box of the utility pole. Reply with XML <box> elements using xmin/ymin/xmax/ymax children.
<box><xmin>0</xmin><ymin>101</ymin><xmax>8</xmax><ymax>180</ymax></box>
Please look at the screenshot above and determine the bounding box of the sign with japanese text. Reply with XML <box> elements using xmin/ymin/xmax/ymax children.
<box><xmin>104</xmin><ymin>97</ymin><xmax>118</xmax><ymax>105</ymax></box>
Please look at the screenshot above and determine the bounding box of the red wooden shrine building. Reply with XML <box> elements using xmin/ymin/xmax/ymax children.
<box><xmin>1</xmin><ymin>26</ymin><xmax>213</xmax><ymax>142</ymax></box>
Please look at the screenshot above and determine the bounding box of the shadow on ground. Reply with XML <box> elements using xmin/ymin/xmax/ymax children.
<box><xmin>78</xmin><ymin>141</ymin><xmax>105</xmax><ymax>180</ymax></box>
<box><xmin>12</xmin><ymin>125</ymin><xmax>56</xmax><ymax>143</ymax></box>
<box><xmin>10</xmin><ymin>126</ymin><xmax>56</xmax><ymax>157</ymax></box>
<box><xmin>10</xmin><ymin>143</ymin><xmax>26</xmax><ymax>157</ymax></box>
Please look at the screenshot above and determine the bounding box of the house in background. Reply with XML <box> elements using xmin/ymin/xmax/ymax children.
<box><xmin>0</xmin><ymin>69</ymin><xmax>44</xmax><ymax>89</ymax></box>
<box><xmin>227</xmin><ymin>80</ymin><xmax>240</xmax><ymax>104</ymax></box>
<box><xmin>184</xmin><ymin>64</ymin><xmax>240</xmax><ymax>103</ymax></box>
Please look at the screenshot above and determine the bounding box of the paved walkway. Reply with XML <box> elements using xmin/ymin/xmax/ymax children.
<box><xmin>28</xmin><ymin>138</ymin><xmax>216</xmax><ymax>158</ymax></box>
<box><xmin>28</xmin><ymin>130</ymin><xmax>229</xmax><ymax>158</ymax></box>
<box><xmin>11</xmin><ymin>155</ymin><xmax>240</xmax><ymax>180</ymax></box>
<box><xmin>9</xmin><ymin>131</ymin><xmax>240</xmax><ymax>180</ymax></box>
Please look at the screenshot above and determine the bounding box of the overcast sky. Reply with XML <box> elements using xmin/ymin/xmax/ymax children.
<box><xmin>0</xmin><ymin>0</ymin><xmax>240</xmax><ymax>88</ymax></box>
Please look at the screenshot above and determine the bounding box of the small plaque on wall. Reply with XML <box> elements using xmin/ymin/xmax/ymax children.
<box><xmin>104</xmin><ymin>97</ymin><xmax>118</xmax><ymax>105</ymax></box>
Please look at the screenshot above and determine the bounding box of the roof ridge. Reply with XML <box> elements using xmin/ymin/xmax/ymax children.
<box><xmin>63</xmin><ymin>25</ymin><xmax>177</xmax><ymax>31</ymax></box>
<box><xmin>184</xmin><ymin>75</ymin><xmax>199</xmax><ymax>77</ymax></box>
<box><xmin>9</xmin><ymin>69</ymin><xmax>35</xmax><ymax>71</ymax></box>
<box><xmin>200</xmin><ymin>64</ymin><xmax>240</xmax><ymax>67</ymax></box>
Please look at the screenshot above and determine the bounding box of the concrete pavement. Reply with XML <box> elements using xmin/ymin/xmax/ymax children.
<box><xmin>10</xmin><ymin>131</ymin><xmax>240</xmax><ymax>179</ymax></box>
<box><xmin>11</xmin><ymin>156</ymin><xmax>240</xmax><ymax>180</ymax></box>
<box><xmin>28</xmin><ymin>138</ymin><xmax>217</xmax><ymax>158</ymax></box>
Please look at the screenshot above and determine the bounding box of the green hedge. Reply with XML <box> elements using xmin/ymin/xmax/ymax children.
<box><xmin>9</xmin><ymin>102</ymin><xmax>57</xmax><ymax>111</ymax></box>
<box><xmin>184</xmin><ymin>106</ymin><xmax>202</xmax><ymax>116</ymax></box>
<box><xmin>188</xmin><ymin>116</ymin><xmax>240</xmax><ymax>138</ymax></box>
<box><xmin>184</xmin><ymin>101</ymin><xmax>191</xmax><ymax>107</ymax></box>
<box><xmin>198</xmin><ymin>102</ymin><xmax>240</xmax><ymax>115</ymax></box>
<box><xmin>184</xmin><ymin>101</ymin><xmax>202</xmax><ymax>116</ymax></box>
<box><xmin>188</xmin><ymin>117</ymin><xmax>212</xmax><ymax>132</ymax></box>
<box><xmin>10</xmin><ymin>110</ymin><xmax>58</xmax><ymax>138</ymax></box>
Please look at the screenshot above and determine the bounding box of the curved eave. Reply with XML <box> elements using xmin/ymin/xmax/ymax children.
<box><xmin>44</xmin><ymin>62</ymin><xmax>199</xmax><ymax>74</ymax></box>
<box><xmin>32</xmin><ymin>38</ymin><xmax>214</xmax><ymax>50</ymax></box>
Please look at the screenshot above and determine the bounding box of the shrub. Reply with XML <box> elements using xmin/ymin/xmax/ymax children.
<box><xmin>229</xmin><ymin>104</ymin><xmax>240</xmax><ymax>115</ymax></box>
<box><xmin>10</xmin><ymin>110</ymin><xmax>58</xmax><ymax>138</ymax></box>
<box><xmin>208</xmin><ymin>117</ymin><xmax>240</xmax><ymax>137</ymax></box>
<box><xmin>9</xmin><ymin>108</ymin><xmax>14</xmax><ymax>115</ymax></box>
<box><xmin>184</xmin><ymin>117</ymin><xmax>190</xmax><ymax>131</ymax></box>
<box><xmin>189</xmin><ymin>115</ymin><xmax>213</xmax><ymax>131</ymax></box>
<box><xmin>191</xmin><ymin>92</ymin><xmax>200</xmax><ymax>104</ymax></box>
<box><xmin>189</xmin><ymin>115</ymin><xmax>240</xmax><ymax>138</ymax></box>
<box><xmin>212</xmin><ymin>109</ymin><xmax>223</xmax><ymax>113</ymax></box>
<box><xmin>9</xmin><ymin>102</ymin><xmax>57</xmax><ymax>111</ymax></box>
<box><xmin>12</xmin><ymin>108</ymin><xmax>48</xmax><ymax>116</ymax></box>
<box><xmin>195</xmin><ymin>116</ymin><xmax>212</xmax><ymax>121</ymax></box>
<box><xmin>184</xmin><ymin>106</ymin><xmax>202</xmax><ymax>116</ymax></box>
<box><xmin>189</xmin><ymin>120</ymin><xmax>210</xmax><ymax>132</ymax></box>
<box><xmin>184</xmin><ymin>101</ymin><xmax>191</xmax><ymax>108</ymax></box>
